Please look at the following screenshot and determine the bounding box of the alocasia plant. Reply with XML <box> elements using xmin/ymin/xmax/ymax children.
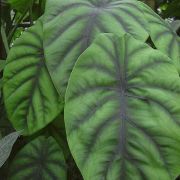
<box><xmin>1</xmin><ymin>0</ymin><xmax>180</xmax><ymax>179</ymax></box>
<box><xmin>65</xmin><ymin>33</ymin><xmax>180</xmax><ymax>180</ymax></box>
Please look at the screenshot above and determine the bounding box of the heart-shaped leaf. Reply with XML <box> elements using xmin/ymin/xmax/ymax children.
<box><xmin>65</xmin><ymin>33</ymin><xmax>180</xmax><ymax>180</ymax></box>
<box><xmin>8</xmin><ymin>136</ymin><xmax>67</xmax><ymax>179</ymax></box>
<box><xmin>43</xmin><ymin>0</ymin><xmax>149</xmax><ymax>97</ymax></box>
<box><xmin>3</xmin><ymin>19</ymin><xmax>62</xmax><ymax>135</ymax></box>
<box><xmin>0</xmin><ymin>131</ymin><xmax>21</xmax><ymax>167</ymax></box>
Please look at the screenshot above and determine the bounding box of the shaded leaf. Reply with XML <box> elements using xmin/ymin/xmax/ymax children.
<box><xmin>8</xmin><ymin>0</ymin><xmax>34</xmax><ymax>13</ymax></box>
<box><xmin>139</xmin><ymin>2</ymin><xmax>180</xmax><ymax>73</ymax></box>
<box><xmin>0</xmin><ymin>79</ymin><xmax>3</xmax><ymax>98</ymax></box>
<box><xmin>8</xmin><ymin>136</ymin><xmax>67</xmax><ymax>180</ymax></box>
<box><xmin>65</xmin><ymin>33</ymin><xmax>180</xmax><ymax>180</ymax></box>
<box><xmin>0</xmin><ymin>60</ymin><xmax>5</xmax><ymax>72</ymax></box>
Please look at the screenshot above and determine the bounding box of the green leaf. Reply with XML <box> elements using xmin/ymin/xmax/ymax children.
<box><xmin>0</xmin><ymin>79</ymin><xmax>3</xmax><ymax>88</ymax></box>
<box><xmin>43</xmin><ymin>0</ymin><xmax>149</xmax><ymax>97</ymax></box>
<box><xmin>8</xmin><ymin>136</ymin><xmax>67</xmax><ymax>179</ymax></box>
<box><xmin>0</xmin><ymin>131</ymin><xmax>21</xmax><ymax>167</ymax></box>
<box><xmin>0</xmin><ymin>60</ymin><xmax>5</xmax><ymax>98</ymax></box>
<box><xmin>0</xmin><ymin>60</ymin><xmax>5</xmax><ymax>72</ymax></box>
<box><xmin>31</xmin><ymin>0</ymin><xmax>47</xmax><ymax>20</ymax></box>
<box><xmin>139</xmin><ymin>2</ymin><xmax>180</xmax><ymax>73</ymax></box>
<box><xmin>11</xmin><ymin>27</ymin><xmax>24</xmax><ymax>43</ymax></box>
<box><xmin>8</xmin><ymin>0</ymin><xmax>34</xmax><ymax>13</ymax></box>
<box><xmin>65</xmin><ymin>33</ymin><xmax>180</xmax><ymax>180</ymax></box>
<box><xmin>40</xmin><ymin>0</ymin><xmax>46</xmax><ymax>13</ymax></box>
<box><xmin>3</xmin><ymin>19</ymin><xmax>62</xmax><ymax>135</ymax></box>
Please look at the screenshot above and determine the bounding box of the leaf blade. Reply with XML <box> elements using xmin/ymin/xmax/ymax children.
<box><xmin>43</xmin><ymin>0</ymin><xmax>149</xmax><ymax>97</ymax></box>
<box><xmin>65</xmin><ymin>33</ymin><xmax>180</xmax><ymax>179</ymax></box>
<box><xmin>8</xmin><ymin>136</ymin><xmax>67</xmax><ymax>180</ymax></box>
<box><xmin>3</xmin><ymin>18</ymin><xmax>63</xmax><ymax>135</ymax></box>
<box><xmin>139</xmin><ymin>2</ymin><xmax>180</xmax><ymax>73</ymax></box>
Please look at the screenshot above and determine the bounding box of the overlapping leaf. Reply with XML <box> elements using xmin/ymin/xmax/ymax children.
<box><xmin>43</xmin><ymin>0</ymin><xmax>149</xmax><ymax>97</ymax></box>
<box><xmin>3</xmin><ymin>19</ymin><xmax>62</xmax><ymax>135</ymax></box>
<box><xmin>65</xmin><ymin>33</ymin><xmax>180</xmax><ymax>180</ymax></box>
<box><xmin>139</xmin><ymin>2</ymin><xmax>180</xmax><ymax>72</ymax></box>
<box><xmin>8</xmin><ymin>136</ymin><xmax>67</xmax><ymax>179</ymax></box>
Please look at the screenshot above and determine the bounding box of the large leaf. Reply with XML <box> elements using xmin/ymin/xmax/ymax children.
<box><xmin>43</xmin><ymin>0</ymin><xmax>149</xmax><ymax>97</ymax></box>
<box><xmin>65</xmin><ymin>33</ymin><xmax>180</xmax><ymax>180</ymax></box>
<box><xmin>3</xmin><ymin>19</ymin><xmax>62</xmax><ymax>135</ymax></box>
<box><xmin>139</xmin><ymin>2</ymin><xmax>180</xmax><ymax>73</ymax></box>
<box><xmin>0</xmin><ymin>131</ymin><xmax>21</xmax><ymax>167</ymax></box>
<box><xmin>8</xmin><ymin>136</ymin><xmax>67</xmax><ymax>179</ymax></box>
